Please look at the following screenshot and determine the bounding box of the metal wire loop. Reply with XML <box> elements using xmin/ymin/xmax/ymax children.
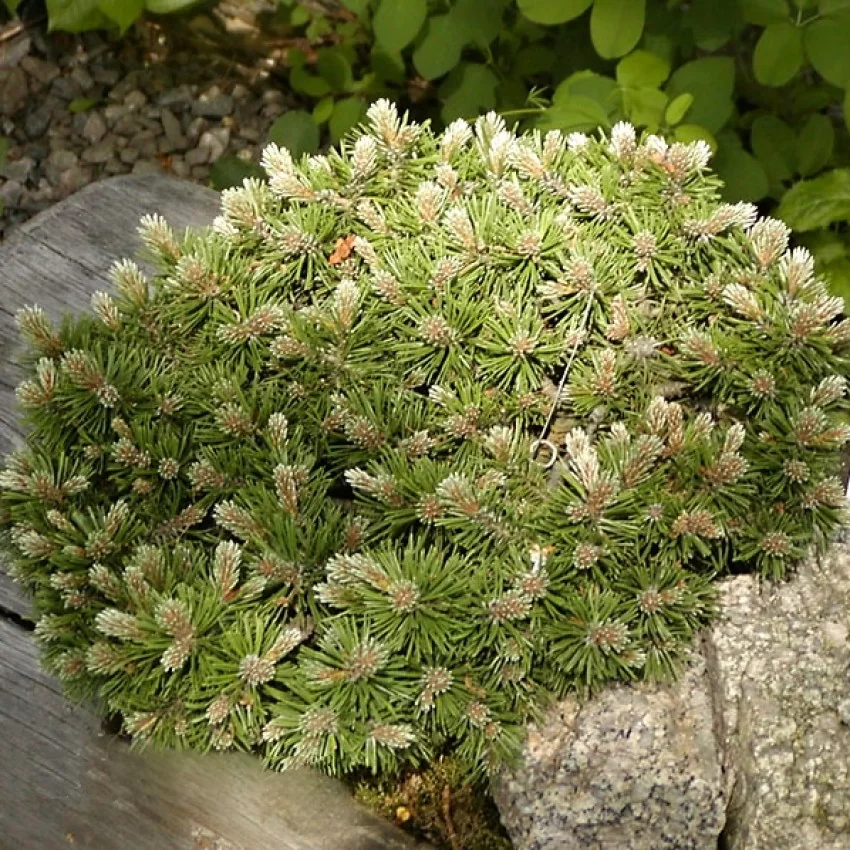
<box><xmin>530</xmin><ymin>438</ymin><xmax>558</xmax><ymax>470</ymax></box>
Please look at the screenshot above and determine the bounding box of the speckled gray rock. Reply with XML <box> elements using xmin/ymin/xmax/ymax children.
<box><xmin>710</xmin><ymin>545</ymin><xmax>850</xmax><ymax>850</ymax></box>
<box><xmin>494</xmin><ymin>542</ymin><xmax>850</xmax><ymax>850</ymax></box>
<box><xmin>492</xmin><ymin>657</ymin><xmax>726</xmax><ymax>850</ymax></box>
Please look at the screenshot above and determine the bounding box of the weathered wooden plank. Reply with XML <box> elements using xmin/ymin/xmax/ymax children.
<box><xmin>0</xmin><ymin>618</ymin><xmax>426</xmax><ymax>850</ymax></box>
<box><xmin>0</xmin><ymin>567</ymin><xmax>31</xmax><ymax>620</ymax></box>
<box><xmin>0</xmin><ymin>177</ymin><xmax>428</xmax><ymax>850</ymax></box>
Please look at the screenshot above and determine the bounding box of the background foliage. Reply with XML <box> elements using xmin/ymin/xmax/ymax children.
<box><xmin>10</xmin><ymin>0</ymin><xmax>850</xmax><ymax>300</ymax></box>
<box><xmin>5</xmin><ymin>0</ymin><xmax>850</xmax><ymax>294</ymax></box>
<box><xmin>268</xmin><ymin>0</ymin><xmax>850</xmax><ymax>300</ymax></box>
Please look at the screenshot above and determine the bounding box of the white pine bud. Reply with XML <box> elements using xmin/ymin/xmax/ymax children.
<box><xmin>748</xmin><ymin>218</ymin><xmax>790</xmax><ymax>267</ymax></box>
<box><xmin>779</xmin><ymin>247</ymin><xmax>815</xmax><ymax>295</ymax></box>
<box><xmin>366</xmin><ymin>98</ymin><xmax>401</xmax><ymax>147</ymax></box>
<box><xmin>440</xmin><ymin>118</ymin><xmax>473</xmax><ymax>161</ymax></box>
<box><xmin>351</xmin><ymin>134</ymin><xmax>379</xmax><ymax>179</ymax></box>
<box><xmin>138</xmin><ymin>213</ymin><xmax>178</xmax><ymax>258</ymax></box>
<box><xmin>212</xmin><ymin>540</ymin><xmax>242</xmax><ymax>599</ymax></box>
<box><xmin>415</xmin><ymin>181</ymin><xmax>445</xmax><ymax>224</ymax></box>
<box><xmin>609</xmin><ymin>121</ymin><xmax>637</xmax><ymax>159</ymax></box>
<box><xmin>444</xmin><ymin>204</ymin><xmax>477</xmax><ymax>252</ymax></box>
<box><xmin>91</xmin><ymin>291</ymin><xmax>121</xmax><ymax>331</ymax></box>
<box><xmin>95</xmin><ymin>608</ymin><xmax>145</xmax><ymax>641</ymax></box>
<box><xmin>722</xmin><ymin>283</ymin><xmax>763</xmax><ymax>321</ymax></box>
<box><xmin>566</xmin><ymin>132</ymin><xmax>589</xmax><ymax>151</ymax></box>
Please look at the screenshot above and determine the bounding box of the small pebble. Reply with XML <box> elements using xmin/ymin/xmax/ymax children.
<box><xmin>70</xmin><ymin>66</ymin><xmax>95</xmax><ymax>91</ymax></box>
<box><xmin>92</xmin><ymin>67</ymin><xmax>120</xmax><ymax>86</ymax></box>
<box><xmin>193</xmin><ymin>91</ymin><xmax>233</xmax><ymax>118</ymax></box>
<box><xmin>82</xmin><ymin>112</ymin><xmax>108</xmax><ymax>144</ymax></box>
<box><xmin>21</xmin><ymin>55</ymin><xmax>60</xmax><ymax>85</ymax></box>
<box><xmin>50</xmin><ymin>76</ymin><xmax>81</xmax><ymax>101</ymax></box>
<box><xmin>81</xmin><ymin>138</ymin><xmax>115</xmax><ymax>164</ymax></box>
<box><xmin>57</xmin><ymin>165</ymin><xmax>91</xmax><ymax>195</ymax></box>
<box><xmin>185</xmin><ymin>147</ymin><xmax>209</xmax><ymax>167</ymax></box>
<box><xmin>24</xmin><ymin>105</ymin><xmax>52</xmax><ymax>139</ymax></box>
<box><xmin>1</xmin><ymin>156</ymin><xmax>35</xmax><ymax>183</ymax></box>
<box><xmin>103</xmin><ymin>104</ymin><xmax>128</xmax><ymax>125</ymax></box>
<box><xmin>124</xmin><ymin>89</ymin><xmax>148</xmax><ymax>109</ymax></box>
<box><xmin>131</xmin><ymin>160</ymin><xmax>162</xmax><ymax>176</ymax></box>
<box><xmin>0</xmin><ymin>179</ymin><xmax>23</xmax><ymax>208</ymax></box>
<box><xmin>0</xmin><ymin>68</ymin><xmax>28</xmax><ymax>116</ymax></box>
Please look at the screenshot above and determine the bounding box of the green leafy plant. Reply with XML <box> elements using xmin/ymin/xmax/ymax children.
<box><xmin>1</xmin><ymin>0</ymin><xmax>205</xmax><ymax>33</ymax></box>
<box><xmin>2</xmin><ymin>106</ymin><xmax>849</xmax><ymax>785</ymax></box>
<box><xmin>257</xmin><ymin>0</ymin><xmax>850</xmax><ymax>298</ymax></box>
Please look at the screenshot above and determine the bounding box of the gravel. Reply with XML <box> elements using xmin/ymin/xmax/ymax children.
<box><xmin>0</xmin><ymin>19</ymin><xmax>296</xmax><ymax>238</ymax></box>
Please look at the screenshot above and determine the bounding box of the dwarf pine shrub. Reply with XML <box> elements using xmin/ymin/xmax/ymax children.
<box><xmin>2</xmin><ymin>101</ymin><xmax>849</xmax><ymax>780</ymax></box>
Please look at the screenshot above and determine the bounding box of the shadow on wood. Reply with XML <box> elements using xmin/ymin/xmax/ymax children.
<box><xmin>0</xmin><ymin>176</ymin><xmax>429</xmax><ymax>850</ymax></box>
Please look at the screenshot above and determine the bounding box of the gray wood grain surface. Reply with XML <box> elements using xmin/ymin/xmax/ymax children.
<box><xmin>0</xmin><ymin>176</ymin><xmax>427</xmax><ymax>850</ymax></box>
<box><xmin>0</xmin><ymin>618</ymin><xmax>424</xmax><ymax>850</ymax></box>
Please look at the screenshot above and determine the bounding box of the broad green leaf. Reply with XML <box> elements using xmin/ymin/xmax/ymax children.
<box><xmin>268</xmin><ymin>110</ymin><xmax>320</xmax><ymax>159</ymax></box>
<box><xmin>591</xmin><ymin>0</ymin><xmax>646</xmax><ymax>59</ymax></box>
<box><xmin>554</xmin><ymin>71</ymin><xmax>619</xmax><ymax>116</ymax></box>
<box><xmin>776</xmin><ymin>169</ymin><xmax>850</xmax><ymax>230</ymax></box>
<box><xmin>674</xmin><ymin>124</ymin><xmax>718</xmax><ymax>151</ymax></box>
<box><xmin>665</xmin><ymin>93</ymin><xmax>694</xmax><ymax>125</ymax></box>
<box><xmin>515</xmin><ymin>45</ymin><xmax>558</xmax><ymax>76</ymax></box>
<box><xmin>666</xmin><ymin>57</ymin><xmax>735</xmax><ymax>133</ymax></box>
<box><xmin>819</xmin><ymin>258</ymin><xmax>850</xmax><ymax>301</ymax></box>
<box><xmin>209</xmin><ymin>155</ymin><xmax>266</xmax><ymax>191</ymax></box>
<box><xmin>2</xmin><ymin>0</ymin><xmax>22</xmax><ymax>11</ymax></box>
<box><xmin>145</xmin><ymin>0</ymin><xmax>200</xmax><ymax>11</ymax></box>
<box><xmin>683</xmin><ymin>0</ymin><xmax>737</xmax><ymax>50</ymax></box>
<box><xmin>46</xmin><ymin>0</ymin><xmax>110</xmax><ymax>31</ymax></box>
<box><xmin>373</xmin><ymin>0</ymin><xmax>427</xmax><ymax>52</ymax></box>
<box><xmin>340</xmin><ymin>0</ymin><xmax>369</xmax><ymax>14</ymax></box>
<box><xmin>804</xmin><ymin>14</ymin><xmax>850</xmax><ymax>86</ymax></box>
<box><xmin>98</xmin><ymin>0</ymin><xmax>143</xmax><ymax>32</ymax></box>
<box><xmin>714</xmin><ymin>147</ymin><xmax>770</xmax><ymax>201</ymax></box>
<box><xmin>287</xmin><ymin>48</ymin><xmax>307</xmax><ymax>69</ymax></box>
<box><xmin>750</xmin><ymin>114</ymin><xmax>796</xmax><ymax>184</ymax></box>
<box><xmin>413</xmin><ymin>13</ymin><xmax>465</xmax><ymax>80</ymax></box>
<box><xmin>329</xmin><ymin>97</ymin><xmax>364</xmax><ymax>143</ymax></box>
<box><xmin>801</xmin><ymin>231</ymin><xmax>850</xmax><ymax>299</ymax></box>
<box><xmin>517</xmin><ymin>0</ymin><xmax>592</xmax><ymax>25</ymax></box>
<box><xmin>616</xmin><ymin>50</ymin><xmax>671</xmax><ymax>89</ymax></box>
<box><xmin>290</xmin><ymin>5</ymin><xmax>310</xmax><ymax>26</ymax></box>
<box><xmin>540</xmin><ymin>95</ymin><xmax>611</xmax><ymax>132</ymax></box>
<box><xmin>312</xmin><ymin>96</ymin><xmax>335</xmax><ymax>124</ymax></box>
<box><xmin>753</xmin><ymin>22</ymin><xmax>804</xmax><ymax>85</ymax></box>
<box><xmin>68</xmin><ymin>97</ymin><xmax>100</xmax><ymax>113</ymax></box>
<box><xmin>643</xmin><ymin>33</ymin><xmax>674</xmax><ymax>64</ymax></box>
<box><xmin>370</xmin><ymin>48</ymin><xmax>406</xmax><ymax>84</ymax></box>
<box><xmin>316</xmin><ymin>49</ymin><xmax>354</xmax><ymax>92</ymax></box>
<box><xmin>454</xmin><ymin>0</ymin><xmax>507</xmax><ymax>46</ymax></box>
<box><xmin>800</xmin><ymin>229</ymin><xmax>848</xmax><ymax>265</ymax></box>
<box><xmin>290</xmin><ymin>65</ymin><xmax>332</xmax><ymax>98</ymax></box>
<box><xmin>739</xmin><ymin>0</ymin><xmax>789</xmax><ymax>24</ymax></box>
<box><xmin>439</xmin><ymin>63</ymin><xmax>499</xmax><ymax>122</ymax></box>
<box><xmin>623</xmin><ymin>87</ymin><xmax>667</xmax><ymax>128</ymax></box>
<box><xmin>846</xmin><ymin>86</ymin><xmax>850</xmax><ymax>133</ymax></box>
<box><xmin>820</xmin><ymin>0</ymin><xmax>850</xmax><ymax>11</ymax></box>
<box><xmin>796</xmin><ymin>114</ymin><xmax>835</xmax><ymax>176</ymax></box>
